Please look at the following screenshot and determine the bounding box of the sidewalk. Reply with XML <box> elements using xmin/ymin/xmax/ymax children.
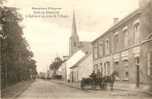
<box><xmin>51</xmin><ymin>79</ymin><xmax>152</xmax><ymax>96</ymax></box>
<box><xmin>1</xmin><ymin>80</ymin><xmax>35</xmax><ymax>99</ymax></box>
<box><xmin>114</xmin><ymin>81</ymin><xmax>152</xmax><ymax>95</ymax></box>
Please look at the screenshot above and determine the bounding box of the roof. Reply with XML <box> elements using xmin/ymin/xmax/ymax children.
<box><xmin>92</xmin><ymin>9</ymin><xmax>142</xmax><ymax>43</ymax></box>
<box><xmin>79</xmin><ymin>41</ymin><xmax>91</xmax><ymax>46</ymax></box>
<box><xmin>70</xmin><ymin>54</ymin><xmax>91</xmax><ymax>69</ymax></box>
<box><xmin>66</xmin><ymin>50</ymin><xmax>85</xmax><ymax>69</ymax></box>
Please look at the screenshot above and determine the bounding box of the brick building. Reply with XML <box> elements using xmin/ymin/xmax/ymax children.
<box><xmin>92</xmin><ymin>9</ymin><xmax>152</xmax><ymax>88</ymax></box>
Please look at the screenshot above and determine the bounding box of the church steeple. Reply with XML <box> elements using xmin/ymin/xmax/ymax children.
<box><xmin>69</xmin><ymin>11</ymin><xmax>80</xmax><ymax>56</ymax></box>
<box><xmin>71</xmin><ymin>11</ymin><xmax>79</xmax><ymax>40</ymax></box>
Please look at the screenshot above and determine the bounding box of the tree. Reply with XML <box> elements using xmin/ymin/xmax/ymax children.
<box><xmin>49</xmin><ymin>57</ymin><xmax>63</xmax><ymax>76</ymax></box>
<box><xmin>1</xmin><ymin>7</ymin><xmax>37</xmax><ymax>88</ymax></box>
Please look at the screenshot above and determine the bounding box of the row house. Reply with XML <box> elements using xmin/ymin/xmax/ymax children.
<box><xmin>92</xmin><ymin>9</ymin><xmax>152</xmax><ymax>88</ymax></box>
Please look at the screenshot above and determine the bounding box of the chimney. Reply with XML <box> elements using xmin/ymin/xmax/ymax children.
<box><xmin>113</xmin><ymin>18</ymin><xmax>119</xmax><ymax>25</ymax></box>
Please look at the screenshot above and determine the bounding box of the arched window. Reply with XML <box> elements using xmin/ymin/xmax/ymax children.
<box><xmin>98</xmin><ymin>40</ymin><xmax>104</xmax><ymax>57</ymax></box>
<box><xmin>105</xmin><ymin>39</ymin><xmax>110</xmax><ymax>55</ymax></box>
<box><xmin>113</xmin><ymin>32</ymin><xmax>119</xmax><ymax>52</ymax></box>
<box><xmin>134</xmin><ymin>22</ymin><xmax>140</xmax><ymax>44</ymax></box>
<box><xmin>93</xmin><ymin>43</ymin><xmax>98</xmax><ymax>59</ymax></box>
<box><xmin>123</xmin><ymin>27</ymin><xmax>129</xmax><ymax>48</ymax></box>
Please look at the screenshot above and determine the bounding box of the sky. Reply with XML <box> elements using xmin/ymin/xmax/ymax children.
<box><xmin>5</xmin><ymin>0</ymin><xmax>139</xmax><ymax>73</ymax></box>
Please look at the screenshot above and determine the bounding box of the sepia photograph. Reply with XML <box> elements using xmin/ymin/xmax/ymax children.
<box><xmin>0</xmin><ymin>0</ymin><xmax>152</xmax><ymax>99</ymax></box>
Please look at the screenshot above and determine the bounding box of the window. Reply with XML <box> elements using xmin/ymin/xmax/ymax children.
<box><xmin>98</xmin><ymin>40</ymin><xmax>104</xmax><ymax>57</ymax></box>
<box><xmin>107</xmin><ymin>62</ymin><xmax>111</xmax><ymax>75</ymax></box>
<box><xmin>123</xmin><ymin>60</ymin><xmax>129</xmax><ymax>80</ymax></box>
<box><xmin>114</xmin><ymin>61</ymin><xmax>119</xmax><ymax>69</ymax></box>
<box><xmin>135</xmin><ymin>57</ymin><xmax>140</xmax><ymax>65</ymax></box>
<box><xmin>103</xmin><ymin>62</ymin><xmax>111</xmax><ymax>76</ymax></box>
<box><xmin>147</xmin><ymin>52</ymin><xmax>152</xmax><ymax>76</ymax></box>
<box><xmin>105</xmin><ymin>39</ymin><xmax>110</xmax><ymax>55</ymax></box>
<box><xmin>114</xmin><ymin>62</ymin><xmax>120</xmax><ymax>80</ymax></box>
<box><xmin>93</xmin><ymin>43</ymin><xmax>98</xmax><ymax>59</ymax></box>
<box><xmin>114</xmin><ymin>32</ymin><xmax>119</xmax><ymax>52</ymax></box>
<box><xmin>123</xmin><ymin>28</ymin><xmax>129</xmax><ymax>48</ymax></box>
<box><xmin>134</xmin><ymin>23</ymin><xmax>140</xmax><ymax>44</ymax></box>
<box><xmin>100</xmin><ymin>63</ymin><xmax>103</xmax><ymax>74</ymax></box>
<box><xmin>94</xmin><ymin>64</ymin><xmax>98</xmax><ymax>73</ymax></box>
<box><xmin>125</xmin><ymin>72</ymin><xmax>129</xmax><ymax>77</ymax></box>
<box><xmin>104</xmin><ymin>63</ymin><xmax>106</xmax><ymax>76</ymax></box>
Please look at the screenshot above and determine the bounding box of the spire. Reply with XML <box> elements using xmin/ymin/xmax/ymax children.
<box><xmin>69</xmin><ymin>10</ymin><xmax>80</xmax><ymax>56</ymax></box>
<box><xmin>71</xmin><ymin>10</ymin><xmax>78</xmax><ymax>37</ymax></box>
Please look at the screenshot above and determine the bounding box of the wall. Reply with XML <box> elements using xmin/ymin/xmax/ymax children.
<box><xmin>71</xmin><ymin>54</ymin><xmax>93</xmax><ymax>82</ymax></box>
<box><xmin>92</xmin><ymin>10</ymin><xmax>151</xmax><ymax>86</ymax></box>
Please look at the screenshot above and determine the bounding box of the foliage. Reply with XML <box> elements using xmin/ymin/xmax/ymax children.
<box><xmin>49</xmin><ymin>57</ymin><xmax>63</xmax><ymax>75</ymax></box>
<box><xmin>0</xmin><ymin>7</ymin><xmax>37</xmax><ymax>89</ymax></box>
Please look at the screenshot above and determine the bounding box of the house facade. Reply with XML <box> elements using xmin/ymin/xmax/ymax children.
<box><xmin>70</xmin><ymin>54</ymin><xmax>93</xmax><ymax>82</ymax></box>
<box><xmin>92</xmin><ymin>9</ymin><xmax>152</xmax><ymax>88</ymax></box>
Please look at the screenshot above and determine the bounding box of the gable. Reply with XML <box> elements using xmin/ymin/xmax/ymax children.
<box><xmin>66</xmin><ymin>50</ymin><xmax>85</xmax><ymax>69</ymax></box>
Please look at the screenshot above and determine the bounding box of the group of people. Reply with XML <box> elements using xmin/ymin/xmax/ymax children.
<box><xmin>89</xmin><ymin>70</ymin><xmax>103</xmax><ymax>81</ymax></box>
<box><xmin>88</xmin><ymin>70</ymin><xmax>118</xmax><ymax>90</ymax></box>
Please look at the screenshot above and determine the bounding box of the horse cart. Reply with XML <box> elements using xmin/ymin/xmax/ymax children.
<box><xmin>80</xmin><ymin>71</ymin><xmax>118</xmax><ymax>90</ymax></box>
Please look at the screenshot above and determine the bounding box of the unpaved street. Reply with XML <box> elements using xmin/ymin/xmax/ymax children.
<box><xmin>16</xmin><ymin>79</ymin><xmax>151</xmax><ymax>99</ymax></box>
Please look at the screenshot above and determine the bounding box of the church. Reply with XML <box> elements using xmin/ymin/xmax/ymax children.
<box><xmin>66</xmin><ymin>12</ymin><xmax>93</xmax><ymax>82</ymax></box>
<box><xmin>69</xmin><ymin>12</ymin><xmax>92</xmax><ymax>56</ymax></box>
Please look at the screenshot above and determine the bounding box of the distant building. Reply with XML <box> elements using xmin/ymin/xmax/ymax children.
<box><xmin>92</xmin><ymin>9</ymin><xmax>152</xmax><ymax>88</ymax></box>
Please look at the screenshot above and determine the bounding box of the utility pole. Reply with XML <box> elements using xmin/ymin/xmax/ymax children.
<box><xmin>136</xmin><ymin>57</ymin><xmax>140</xmax><ymax>88</ymax></box>
<box><xmin>0</xmin><ymin>23</ymin><xmax>7</xmax><ymax>88</ymax></box>
<box><xmin>65</xmin><ymin>62</ymin><xmax>67</xmax><ymax>82</ymax></box>
<box><xmin>0</xmin><ymin>23</ymin><xmax>2</xmax><ymax>90</ymax></box>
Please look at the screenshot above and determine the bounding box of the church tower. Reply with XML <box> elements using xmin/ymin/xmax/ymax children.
<box><xmin>69</xmin><ymin>11</ymin><xmax>80</xmax><ymax>56</ymax></box>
